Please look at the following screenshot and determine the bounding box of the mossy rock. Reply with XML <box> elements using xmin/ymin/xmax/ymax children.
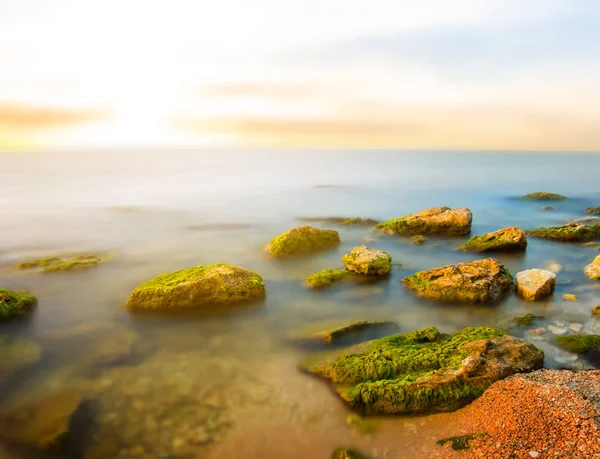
<box><xmin>0</xmin><ymin>337</ymin><xmax>41</xmax><ymax>384</ymax></box>
<box><xmin>555</xmin><ymin>335</ymin><xmax>600</xmax><ymax>354</ymax></box>
<box><xmin>125</xmin><ymin>264</ymin><xmax>266</xmax><ymax>310</ymax></box>
<box><xmin>288</xmin><ymin>320</ymin><xmax>400</xmax><ymax>347</ymax></box>
<box><xmin>403</xmin><ymin>258</ymin><xmax>514</xmax><ymax>303</ymax></box>
<box><xmin>0</xmin><ymin>389</ymin><xmax>83</xmax><ymax>448</ymax></box>
<box><xmin>297</xmin><ymin>217</ymin><xmax>379</xmax><ymax>226</ymax></box>
<box><xmin>526</xmin><ymin>223</ymin><xmax>595</xmax><ymax>242</ymax></box>
<box><xmin>436</xmin><ymin>433</ymin><xmax>487</xmax><ymax>450</ymax></box>
<box><xmin>0</xmin><ymin>288</ymin><xmax>37</xmax><ymax>320</ymax></box>
<box><xmin>342</xmin><ymin>246</ymin><xmax>391</xmax><ymax>276</ymax></box>
<box><xmin>411</xmin><ymin>235</ymin><xmax>427</xmax><ymax>245</ymax></box>
<box><xmin>17</xmin><ymin>253</ymin><xmax>109</xmax><ymax>273</ymax></box>
<box><xmin>587</xmin><ymin>206</ymin><xmax>600</xmax><ymax>215</ymax></box>
<box><xmin>301</xmin><ymin>326</ymin><xmax>543</xmax><ymax>415</ymax></box>
<box><xmin>512</xmin><ymin>313</ymin><xmax>544</xmax><ymax>326</ymax></box>
<box><xmin>304</xmin><ymin>269</ymin><xmax>355</xmax><ymax>289</ymax></box>
<box><xmin>593</xmin><ymin>305</ymin><xmax>600</xmax><ymax>317</ymax></box>
<box><xmin>375</xmin><ymin>207</ymin><xmax>472</xmax><ymax>236</ymax></box>
<box><xmin>458</xmin><ymin>227</ymin><xmax>527</xmax><ymax>252</ymax></box>
<box><xmin>265</xmin><ymin>226</ymin><xmax>341</xmax><ymax>257</ymax></box>
<box><xmin>584</xmin><ymin>255</ymin><xmax>600</xmax><ymax>280</ymax></box>
<box><xmin>331</xmin><ymin>448</ymin><xmax>371</xmax><ymax>459</ymax></box>
<box><xmin>521</xmin><ymin>192</ymin><xmax>567</xmax><ymax>201</ymax></box>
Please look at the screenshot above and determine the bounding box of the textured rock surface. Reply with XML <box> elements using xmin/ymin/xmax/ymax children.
<box><xmin>342</xmin><ymin>246</ymin><xmax>392</xmax><ymax>276</ymax></box>
<box><xmin>301</xmin><ymin>326</ymin><xmax>543</xmax><ymax>415</ymax></box>
<box><xmin>375</xmin><ymin>207</ymin><xmax>472</xmax><ymax>236</ymax></box>
<box><xmin>584</xmin><ymin>255</ymin><xmax>600</xmax><ymax>280</ymax></box>
<box><xmin>265</xmin><ymin>225</ymin><xmax>341</xmax><ymax>257</ymax></box>
<box><xmin>403</xmin><ymin>258</ymin><xmax>514</xmax><ymax>303</ymax></box>
<box><xmin>458</xmin><ymin>227</ymin><xmax>527</xmax><ymax>252</ymax></box>
<box><xmin>527</xmin><ymin>223</ymin><xmax>596</xmax><ymax>242</ymax></box>
<box><xmin>125</xmin><ymin>264</ymin><xmax>265</xmax><ymax>310</ymax></box>
<box><xmin>516</xmin><ymin>269</ymin><xmax>556</xmax><ymax>301</ymax></box>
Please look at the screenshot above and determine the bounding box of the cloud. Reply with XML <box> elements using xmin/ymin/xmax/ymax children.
<box><xmin>0</xmin><ymin>102</ymin><xmax>107</xmax><ymax>129</ymax></box>
<box><xmin>197</xmin><ymin>82</ymin><xmax>317</xmax><ymax>99</ymax></box>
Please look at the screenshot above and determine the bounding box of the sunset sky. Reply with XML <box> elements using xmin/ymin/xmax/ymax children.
<box><xmin>1</xmin><ymin>0</ymin><xmax>599</xmax><ymax>152</ymax></box>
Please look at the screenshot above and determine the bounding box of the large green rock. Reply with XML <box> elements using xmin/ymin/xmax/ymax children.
<box><xmin>403</xmin><ymin>258</ymin><xmax>514</xmax><ymax>303</ymax></box>
<box><xmin>301</xmin><ymin>326</ymin><xmax>543</xmax><ymax>415</ymax></box>
<box><xmin>265</xmin><ymin>225</ymin><xmax>341</xmax><ymax>257</ymax></box>
<box><xmin>0</xmin><ymin>288</ymin><xmax>37</xmax><ymax>320</ymax></box>
<box><xmin>458</xmin><ymin>227</ymin><xmax>527</xmax><ymax>252</ymax></box>
<box><xmin>375</xmin><ymin>207</ymin><xmax>472</xmax><ymax>236</ymax></box>
<box><xmin>125</xmin><ymin>264</ymin><xmax>265</xmax><ymax>310</ymax></box>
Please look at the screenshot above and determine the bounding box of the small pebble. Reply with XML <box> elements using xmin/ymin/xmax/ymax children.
<box><xmin>529</xmin><ymin>452</ymin><xmax>539</xmax><ymax>458</ymax></box>
<box><xmin>563</xmin><ymin>294</ymin><xmax>578</xmax><ymax>301</ymax></box>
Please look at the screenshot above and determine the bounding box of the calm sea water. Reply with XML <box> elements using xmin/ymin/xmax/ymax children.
<box><xmin>1</xmin><ymin>150</ymin><xmax>600</xmax><ymax>459</ymax></box>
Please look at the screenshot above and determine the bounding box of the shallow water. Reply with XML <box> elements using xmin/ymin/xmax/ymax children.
<box><xmin>1</xmin><ymin>150</ymin><xmax>600</xmax><ymax>459</ymax></box>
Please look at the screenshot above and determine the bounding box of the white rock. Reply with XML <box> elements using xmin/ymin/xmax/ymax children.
<box><xmin>569</xmin><ymin>323</ymin><xmax>583</xmax><ymax>332</ymax></box>
<box><xmin>529</xmin><ymin>451</ymin><xmax>540</xmax><ymax>458</ymax></box>
<box><xmin>516</xmin><ymin>269</ymin><xmax>556</xmax><ymax>301</ymax></box>
<box><xmin>548</xmin><ymin>325</ymin><xmax>567</xmax><ymax>335</ymax></box>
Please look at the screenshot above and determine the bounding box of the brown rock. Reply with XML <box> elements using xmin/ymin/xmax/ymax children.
<box><xmin>376</xmin><ymin>206</ymin><xmax>472</xmax><ymax>236</ymax></box>
<box><xmin>341</xmin><ymin>246</ymin><xmax>391</xmax><ymax>276</ymax></box>
<box><xmin>584</xmin><ymin>255</ymin><xmax>600</xmax><ymax>280</ymax></box>
<box><xmin>516</xmin><ymin>269</ymin><xmax>556</xmax><ymax>301</ymax></box>
<box><xmin>458</xmin><ymin>227</ymin><xmax>527</xmax><ymax>252</ymax></box>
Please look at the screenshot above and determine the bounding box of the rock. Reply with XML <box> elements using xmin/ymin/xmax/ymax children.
<box><xmin>584</xmin><ymin>255</ymin><xmax>600</xmax><ymax>280</ymax></box>
<box><xmin>411</xmin><ymin>235</ymin><xmax>427</xmax><ymax>245</ymax></box>
<box><xmin>331</xmin><ymin>448</ymin><xmax>371</xmax><ymax>459</ymax></box>
<box><xmin>375</xmin><ymin>206</ymin><xmax>472</xmax><ymax>236</ymax></box>
<box><xmin>0</xmin><ymin>337</ymin><xmax>41</xmax><ymax>385</ymax></box>
<box><xmin>458</xmin><ymin>227</ymin><xmax>527</xmax><ymax>252</ymax></box>
<box><xmin>562</xmin><ymin>294</ymin><xmax>578</xmax><ymax>301</ymax></box>
<box><xmin>87</xmin><ymin>330</ymin><xmax>146</xmax><ymax>369</ymax></box>
<box><xmin>584</xmin><ymin>242</ymin><xmax>599</xmax><ymax>247</ymax></box>
<box><xmin>569</xmin><ymin>323</ymin><xmax>583</xmax><ymax>332</ymax></box>
<box><xmin>304</xmin><ymin>269</ymin><xmax>354</xmax><ymax>289</ymax></box>
<box><xmin>297</xmin><ymin>216</ymin><xmax>379</xmax><ymax>226</ymax></box>
<box><xmin>526</xmin><ymin>223</ymin><xmax>596</xmax><ymax>242</ymax></box>
<box><xmin>568</xmin><ymin>216</ymin><xmax>600</xmax><ymax>224</ymax></box>
<box><xmin>555</xmin><ymin>335</ymin><xmax>600</xmax><ymax>353</ymax></box>
<box><xmin>125</xmin><ymin>264</ymin><xmax>266</xmax><ymax>310</ymax></box>
<box><xmin>548</xmin><ymin>325</ymin><xmax>567</xmax><ymax>335</ymax></box>
<box><xmin>587</xmin><ymin>206</ymin><xmax>600</xmax><ymax>215</ymax></box>
<box><xmin>16</xmin><ymin>253</ymin><xmax>109</xmax><ymax>273</ymax></box>
<box><xmin>542</xmin><ymin>261</ymin><xmax>562</xmax><ymax>273</ymax></box>
<box><xmin>436</xmin><ymin>434</ymin><xmax>487</xmax><ymax>451</ymax></box>
<box><xmin>515</xmin><ymin>269</ymin><xmax>556</xmax><ymax>301</ymax></box>
<box><xmin>540</xmin><ymin>206</ymin><xmax>556</xmax><ymax>211</ymax></box>
<box><xmin>342</xmin><ymin>246</ymin><xmax>392</xmax><ymax>276</ymax></box>
<box><xmin>265</xmin><ymin>226</ymin><xmax>341</xmax><ymax>257</ymax></box>
<box><xmin>521</xmin><ymin>192</ymin><xmax>567</xmax><ymax>201</ymax></box>
<box><xmin>512</xmin><ymin>314</ymin><xmax>544</xmax><ymax>326</ymax></box>
<box><xmin>0</xmin><ymin>288</ymin><xmax>37</xmax><ymax>320</ymax></box>
<box><xmin>593</xmin><ymin>305</ymin><xmax>600</xmax><ymax>316</ymax></box>
<box><xmin>403</xmin><ymin>258</ymin><xmax>513</xmax><ymax>303</ymax></box>
<box><xmin>302</xmin><ymin>326</ymin><xmax>543</xmax><ymax>415</ymax></box>
<box><xmin>288</xmin><ymin>320</ymin><xmax>400</xmax><ymax>347</ymax></box>
<box><xmin>0</xmin><ymin>389</ymin><xmax>83</xmax><ymax>448</ymax></box>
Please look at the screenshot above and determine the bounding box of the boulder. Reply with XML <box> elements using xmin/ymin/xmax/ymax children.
<box><xmin>288</xmin><ymin>320</ymin><xmax>399</xmax><ymax>347</ymax></box>
<box><xmin>522</xmin><ymin>192</ymin><xmax>566</xmax><ymax>201</ymax></box>
<box><xmin>301</xmin><ymin>326</ymin><xmax>543</xmax><ymax>415</ymax></box>
<box><xmin>375</xmin><ymin>207</ymin><xmax>472</xmax><ymax>236</ymax></box>
<box><xmin>526</xmin><ymin>223</ymin><xmax>595</xmax><ymax>242</ymax></box>
<box><xmin>125</xmin><ymin>264</ymin><xmax>265</xmax><ymax>310</ymax></box>
<box><xmin>586</xmin><ymin>206</ymin><xmax>600</xmax><ymax>215</ymax></box>
<box><xmin>342</xmin><ymin>246</ymin><xmax>391</xmax><ymax>276</ymax></box>
<box><xmin>0</xmin><ymin>288</ymin><xmax>37</xmax><ymax>320</ymax></box>
<box><xmin>584</xmin><ymin>255</ymin><xmax>600</xmax><ymax>280</ymax></box>
<box><xmin>0</xmin><ymin>337</ymin><xmax>41</xmax><ymax>385</ymax></box>
<box><xmin>555</xmin><ymin>335</ymin><xmax>600</xmax><ymax>354</ymax></box>
<box><xmin>0</xmin><ymin>389</ymin><xmax>83</xmax><ymax>448</ymax></box>
<box><xmin>515</xmin><ymin>269</ymin><xmax>556</xmax><ymax>301</ymax></box>
<box><xmin>265</xmin><ymin>226</ymin><xmax>341</xmax><ymax>257</ymax></box>
<box><xmin>403</xmin><ymin>258</ymin><xmax>513</xmax><ymax>303</ymax></box>
<box><xmin>458</xmin><ymin>227</ymin><xmax>527</xmax><ymax>252</ymax></box>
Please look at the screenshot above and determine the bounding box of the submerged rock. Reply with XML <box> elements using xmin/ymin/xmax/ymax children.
<box><xmin>522</xmin><ymin>192</ymin><xmax>567</xmax><ymax>201</ymax></box>
<box><xmin>0</xmin><ymin>389</ymin><xmax>83</xmax><ymax>448</ymax></box>
<box><xmin>411</xmin><ymin>235</ymin><xmax>427</xmax><ymax>245</ymax></box>
<box><xmin>458</xmin><ymin>227</ymin><xmax>527</xmax><ymax>252</ymax></box>
<box><xmin>342</xmin><ymin>246</ymin><xmax>391</xmax><ymax>276</ymax></box>
<box><xmin>584</xmin><ymin>255</ymin><xmax>600</xmax><ymax>280</ymax></box>
<box><xmin>288</xmin><ymin>320</ymin><xmax>399</xmax><ymax>347</ymax></box>
<box><xmin>87</xmin><ymin>330</ymin><xmax>147</xmax><ymax>369</ymax></box>
<box><xmin>586</xmin><ymin>206</ymin><xmax>600</xmax><ymax>215</ymax></box>
<box><xmin>526</xmin><ymin>223</ymin><xmax>596</xmax><ymax>242</ymax></box>
<box><xmin>0</xmin><ymin>337</ymin><xmax>41</xmax><ymax>385</ymax></box>
<box><xmin>304</xmin><ymin>269</ymin><xmax>354</xmax><ymax>289</ymax></box>
<box><xmin>0</xmin><ymin>288</ymin><xmax>37</xmax><ymax>320</ymax></box>
<box><xmin>265</xmin><ymin>226</ymin><xmax>341</xmax><ymax>257</ymax></box>
<box><xmin>512</xmin><ymin>314</ymin><xmax>544</xmax><ymax>326</ymax></box>
<box><xmin>331</xmin><ymin>448</ymin><xmax>371</xmax><ymax>459</ymax></box>
<box><xmin>376</xmin><ymin>206</ymin><xmax>472</xmax><ymax>236</ymax></box>
<box><xmin>17</xmin><ymin>253</ymin><xmax>109</xmax><ymax>273</ymax></box>
<box><xmin>555</xmin><ymin>335</ymin><xmax>600</xmax><ymax>354</ymax></box>
<box><xmin>540</xmin><ymin>206</ymin><xmax>556</xmax><ymax>211</ymax></box>
<box><xmin>436</xmin><ymin>433</ymin><xmax>487</xmax><ymax>451</ymax></box>
<box><xmin>125</xmin><ymin>264</ymin><xmax>265</xmax><ymax>310</ymax></box>
<box><xmin>301</xmin><ymin>326</ymin><xmax>543</xmax><ymax>415</ymax></box>
<box><xmin>516</xmin><ymin>269</ymin><xmax>556</xmax><ymax>301</ymax></box>
<box><xmin>403</xmin><ymin>258</ymin><xmax>513</xmax><ymax>303</ymax></box>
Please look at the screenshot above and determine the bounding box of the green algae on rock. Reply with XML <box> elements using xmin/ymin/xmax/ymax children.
<box><xmin>297</xmin><ymin>216</ymin><xmax>380</xmax><ymax>226</ymax></box>
<box><xmin>375</xmin><ymin>206</ymin><xmax>472</xmax><ymax>236</ymax></box>
<box><xmin>342</xmin><ymin>246</ymin><xmax>391</xmax><ymax>276</ymax></box>
<box><xmin>436</xmin><ymin>433</ymin><xmax>487</xmax><ymax>450</ymax></box>
<box><xmin>526</xmin><ymin>223</ymin><xmax>595</xmax><ymax>242</ymax></box>
<box><xmin>403</xmin><ymin>258</ymin><xmax>514</xmax><ymax>303</ymax></box>
<box><xmin>0</xmin><ymin>288</ymin><xmax>37</xmax><ymax>320</ymax></box>
<box><xmin>411</xmin><ymin>235</ymin><xmax>427</xmax><ymax>245</ymax></box>
<box><xmin>0</xmin><ymin>389</ymin><xmax>83</xmax><ymax>448</ymax></box>
<box><xmin>555</xmin><ymin>335</ymin><xmax>600</xmax><ymax>354</ymax></box>
<box><xmin>331</xmin><ymin>447</ymin><xmax>371</xmax><ymax>459</ymax></box>
<box><xmin>17</xmin><ymin>253</ymin><xmax>109</xmax><ymax>273</ymax></box>
<box><xmin>458</xmin><ymin>227</ymin><xmax>527</xmax><ymax>252</ymax></box>
<box><xmin>288</xmin><ymin>320</ymin><xmax>400</xmax><ymax>347</ymax></box>
<box><xmin>304</xmin><ymin>269</ymin><xmax>354</xmax><ymax>289</ymax></box>
<box><xmin>301</xmin><ymin>326</ymin><xmax>543</xmax><ymax>415</ymax></box>
<box><xmin>265</xmin><ymin>225</ymin><xmax>341</xmax><ymax>257</ymax></box>
<box><xmin>125</xmin><ymin>264</ymin><xmax>266</xmax><ymax>310</ymax></box>
<box><xmin>521</xmin><ymin>192</ymin><xmax>567</xmax><ymax>201</ymax></box>
<box><xmin>513</xmin><ymin>313</ymin><xmax>544</xmax><ymax>326</ymax></box>
<box><xmin>0</xmin><ymin>337</ymin><xmax>41</xmax><ymax>384</ymax></box>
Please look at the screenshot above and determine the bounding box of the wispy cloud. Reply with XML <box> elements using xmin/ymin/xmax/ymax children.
<box><xmin>0</xmin><ymin>103</ymin><xmax>107</xmax><ymax>129</ymax></box>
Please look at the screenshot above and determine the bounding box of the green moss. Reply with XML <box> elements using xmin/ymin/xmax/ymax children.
<box><xmin>290</xmin><ymin>320</ymin><xmax>400</xmax><ymax>346</ymax></box>
<box><xmin>304</xmin><ymin>269</ymin><xmax>353</xmax><ymax>289</ymax></box>
<box><xmin>403</xmin><ymin>271</ymin><xmax>433</xmax><ymax>291</ymax></box>
<box><xmin>345</xmin><ymin>413</ymin><xmax>379</xmax><ymax>434</ymax></box>
<box><xmin>555</xmin><ymin>334</ymin><xmax>600</xmax><ymax>353</ymax></box>
<box><xmin>17</xmin><ymin>253</ymin><xmax>108</xmax><ymax>273</ymax></box>
<box><xmin>0</xmin><ymin>288</ymin><xmax>37</xmax><ymax>320</ymax></box>
<box><xmin>458</xmin><ymin>234</ymin><xmax>522</xmax><ymax>252</ymax></box>
<box><xmin>513</xmin><ymin>313</ymin><xmax>543</xmax><ymax>326</ymax></box>
<box><xmin>522</xmin><ymin>192</ymin><xmax>567</xmax><ymax>201</ymax></box>
<box><xmin>331</xmin><ymin>448</ymin><xmax>371</xmax><ymax>459</ymax></box>
<box><xmin>436</xmin><ymin>433</ymin><xmax>487</xmax><ymax>450</ymax></box>
<box><xmin>411</xmin><ymin>235</ymin><xmax>427</xmax><ymax>245</ymax></box>
<box><xmin>41</xmin><ymin>260</ymin><xmax>99</xmax><ymax>273</ymax></box>
<box><xmin>587</xmin><ymin>206</ymin><xmax>600</xmax><ymax>215</ymax></box>
<box><xmin>526</xmin><ymin>224</ymin><xmax>594</xmax><ymax>242</ymax></box>
<box><xmin>16</xmin><ymin>257</ymin><xmax>62</xmax><ymax>269</ymax></box>
<box><xmin>374</xmin><ymin>208</ymin><xmax>471</xmax><ymax>236</ymax></box>
<box><xmin>266</xmin><ymin>226</ymin><xmax>341</xmax><ymax>257</ymax></box>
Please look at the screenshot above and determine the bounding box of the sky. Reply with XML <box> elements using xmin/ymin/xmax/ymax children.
<box><xmin>1</xmin><ymin>0</ymin><xmax>599</xmax><ymax>152</ymax></box>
